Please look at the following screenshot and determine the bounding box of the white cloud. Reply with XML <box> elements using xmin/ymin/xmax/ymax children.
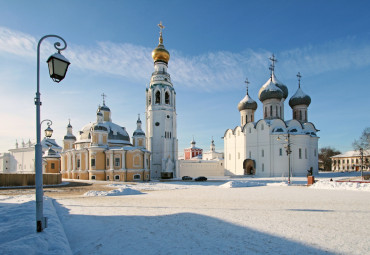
<box><xmin>1</xmin><ymin>26</ymin><xmax>370</xmax><ymax>93</ymax></box>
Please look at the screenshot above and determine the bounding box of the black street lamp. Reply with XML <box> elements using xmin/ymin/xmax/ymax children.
<box><xmin>277</xmin><ymin>132</ymin><xmax>292</xmax><ymax>184</ymax></box>
<box><xmin>35</xmin><ymin>35</ymin><xmax>70</xmax><ymax>232</ymax></box>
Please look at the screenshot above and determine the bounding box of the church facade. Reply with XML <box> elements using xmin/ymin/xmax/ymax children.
<box><xmin>146</xmin><ymin>22</ymin><xmax>178</xmax><ymax>179</ymax></box>
<box><xmin>224</xmin><ymin>55</ymin><xmax>319</xmax><ymax>178</ymax></box>
<box><xmin>60</xmin><ymin>100</ymin><xmax>150</xmax><ymax>182</ymax></box>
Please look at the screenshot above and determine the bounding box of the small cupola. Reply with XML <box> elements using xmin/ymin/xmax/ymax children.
<box><xmin>238</xmin><ymin>78</ymin><xmax>258</xmax><ymax>125</ymax></box>
<box><xmin>289</xmin><ymin>72</ymin><xmax>311</xmax><ymax>123</ymax></box>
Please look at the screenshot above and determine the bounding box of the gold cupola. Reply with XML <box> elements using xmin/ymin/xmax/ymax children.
<box><xmin>152</xmin><ymin>21</ymin><xmax>170</xmax><ymax>63</ymax></box>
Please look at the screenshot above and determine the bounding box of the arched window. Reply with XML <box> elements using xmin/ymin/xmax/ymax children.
<box><xmin>155</xmin><ymin>91</ymin><xmax>161</xmax><ymax>104</ymax></box>
<box><xmin>293</xmin><ymin>110</ymin><xmax>296</xmax><ymax>119</ymax></box>
<box><xmin>245</xmin><ymin>115</ymin><xmax>248</xmax><ymax>124</ymax></box>
<box><xmin>165</xmin><ymin>91</ymin><xmax>170</xmax><ymax>104</ymax></box>
<box><xmin>276</xmin><ymin>106</ymin><xmax>278</xmax><ymax>117</ymax></box>
<box><xmin>299</xmin><ymin>110</ymin><xmax>302</xmax><ymax>120</ymax></box>
<box><xmin>270</xmin><ymin>105</ymin><xmax>272</xmax><ymax>117</ymax></box>
<box><xmin>305</xmin><ymin>110</ymin><xmax>307</xmax><ymax>121</ymax></box>
<box><xmin>264</xmin><ymin>107</ymin><xmax>267</xmax><ymax>118</ymax></box>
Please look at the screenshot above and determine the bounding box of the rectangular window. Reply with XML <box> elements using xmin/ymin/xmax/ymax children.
<box><xmin>77</xmin><ymin>159</ymin><xmax>80</xmax><ymax>168</ymax></box>
<box><xmin>91</xmin><ymin>158</ymin><xmax>95</xmax><ymax>167</ymax></box>
<box><xmin>249</xmin><ymin>151</ymin><xmax>251</xmax><ymax>158</ymax></box>
<box><xmin>107</xmin><ymin>158</ymin><xmax>109</xmax><ymax>167</ymax></box>
<box><xmin>262</xmin><ymin>163</ymin><xmax>264</xmax><ymax>172</ymax></box>
<box><xmin>314</xmin><ymin>149</ymin><xmax>317</xmax><ymax>157</ymax></box>
<box><xmin>262</xmin><ymin>149</ymin><xmax>264</xmax><ymax>157</ymax></box>
<box><xmin>279</xmin><ymin>148</ymin><xmax>282</xmax><ymax>156</ymax></box>
<box><xmin>305</xmin><ymin>148</ymin><xmax>307</xmax><ymax>159</ymax></box>
<box><xmin>51</xmin><ymin>163</ymin><xmax>55</xmax><ymax>169</ymax></box>
<box><xmin>115</xmin><ymin>158</ymin><xmax>120</xmax><ymax>167</ymax></box>
<box><xmin>299</xmin><ymin>148</ymin><xmax>302</xmax><ymax>159</ymax></box>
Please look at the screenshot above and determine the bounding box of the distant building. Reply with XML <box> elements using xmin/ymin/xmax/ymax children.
<box><xmin>331</xmin><ymin>150</ymin><xmax>370</xmax><ymax>171</ymax></box>
<box><xmin>224</xmin><ymin>56</ymin><xmax>319</xmax><ymax>177</ymax></box>
<box><xmin>184</xmin><ymin>138</ymin><xmax>203</xmax><ymax>160</ymax></box>
<box><xmin>0</xmin><ymin>139</ymin><xmax>62</xmax><ymax>174</ymax></box>
<box><xmin>179</xmin><ymin>139</ymin><xmax>224</xmax><ymax>178</ymax></box>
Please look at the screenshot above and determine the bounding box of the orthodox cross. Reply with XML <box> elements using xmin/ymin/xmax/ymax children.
<box><xmin>158</xmin><ymin>21</ymin><xmax>165</xmax><ymax>43</ymax></box>
<box><xmin>297</xmin><ymin>72</ymin><xmax>302</xmax><ymax>88</ymax></box>
<box><xmin>158</xmin><ymin>21</ymin><xmax>165</xmax><ymax>33</ymax></box>
<box><xmin>269</xmin><ymin>54</ymin><xmax>278</xmax><ymax>73</ymax></box>
<box><xmin>101</xmin><ymin>93</ymin><xmax>107</xmax><ymax>105</ymax></box>
<box><xmin>244</xmin><ymin>78</ymin><xmax>250</xmax><ymax>94</ymax></box>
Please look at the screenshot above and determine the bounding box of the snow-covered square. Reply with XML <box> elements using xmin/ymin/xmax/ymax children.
<box><xmin>1</xmin><ymin>173</ymin><xmax>369</xmax><ymax>255</ymax></box>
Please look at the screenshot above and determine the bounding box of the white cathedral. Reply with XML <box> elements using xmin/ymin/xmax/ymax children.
<box><xmin>224</xmin><ymin>55</ymin><xmax>319</xmax><ymax>178</ymax></box>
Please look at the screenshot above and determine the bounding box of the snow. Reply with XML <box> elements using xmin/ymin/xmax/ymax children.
<box><xmin>310</xmin><ymin>180</ymin><xmax>370</xmax><ymax>191</ymax></box>
<box><xmin>1</xmin><ymin>172</ymin><xmax>370</xmax><ymax>255</ymax></box>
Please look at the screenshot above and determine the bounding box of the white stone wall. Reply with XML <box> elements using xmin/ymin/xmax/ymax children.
<box><xmin>178</xmin><ymin>159</ymin><xmax>224</xmax><ymax>178</ymax></box>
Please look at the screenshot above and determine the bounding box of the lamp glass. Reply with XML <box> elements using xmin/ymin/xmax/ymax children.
<box><xmin>46</xmin><ymin>53</ymin><xmax>70</xmax><ymax>83</ymax></box>
<box><xmin>44</xmin><ymin>126</ymin><xmax>53</xmax><ymax>138</ymax></box>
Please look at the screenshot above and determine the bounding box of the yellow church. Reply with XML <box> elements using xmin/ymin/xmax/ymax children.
<box><xmin>60</xmin><ymin>98</ymin><xmax>150</xmax><ymax>182</ymax></box>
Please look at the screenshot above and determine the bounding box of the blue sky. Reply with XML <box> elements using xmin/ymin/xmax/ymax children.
<box><xmin>0</xmin><ymin>0</ymin><xmax>369</xmax><ymax>155</ymax></box>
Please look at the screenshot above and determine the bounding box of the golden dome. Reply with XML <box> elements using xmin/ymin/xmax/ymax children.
<box><xmin>152</xmin><ymin>40</ymin><xmax>170</xmax><ymax>63</ymax></box>
<box><xmin>152</xmin><ymin>21</ymin><xmax>170</xmax><ymax>63</ymax></box>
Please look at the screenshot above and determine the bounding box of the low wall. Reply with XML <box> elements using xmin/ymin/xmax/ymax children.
<box><xmin>0</xmin><ymin>173</ymin><xmax>62</xmax><ymax>187</ymax></box>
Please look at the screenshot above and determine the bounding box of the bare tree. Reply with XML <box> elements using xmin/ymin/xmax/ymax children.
<box><xmin>319</xmin><ymin>147</ymin><xmax>341</xmax><ymax>171</ymax></box>
<box><xmin>353</xmin><ymin>127</ymin><xmax>370</xmax><ymax>151</ymax></box>
<box><xmin>353</xmin><ymin>127</ymin><xmax>370</xmax><ymax>178</ymax></box>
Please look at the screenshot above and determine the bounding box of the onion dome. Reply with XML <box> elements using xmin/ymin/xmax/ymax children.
<box><xmin>64</xmin><ymin>121</ymin><xmax>76</xmax><ymax>140</ymax></box>
<box><xmin>100</xmin><ymin>104</ymin><xmax>110</xmax><ymax>112</ymax></box>
<box><xmin>238</xmin><ymin>93</ymin><xmax>257</xmax><ymax>111</ymax></box>
<box><xmin>289</xmin><ymin>87</ymin><xmax>311</xmax><ymax>107</ymax></box>
<box><xmin>133</xmin><ymin>115</ymin><xmax>145</xmax><ymax>136</ymax></box>
<box><xmin>272</xmin><ymin>72</ymin><xmax>288</xmax><ymax>99</ymax></box>
<box><xmin>258</xmin><ymin>79</ymin><xmax>284</xmax><ymax>102</ymax></box>
<box><xmin>289</xmin><ymin>72</ymin><xmax>311</xmax><ymax>107</ymax></box>
<box><xmin>152</xmin><ymin>22</ymin><xmax>170</xmax><ymax>63</ymax></box>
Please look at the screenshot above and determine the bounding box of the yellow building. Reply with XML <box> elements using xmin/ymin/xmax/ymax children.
<box><xmin>61</xmin><ymin>100</ymin><xmax>150</xmax><ymax>182</ymax></box>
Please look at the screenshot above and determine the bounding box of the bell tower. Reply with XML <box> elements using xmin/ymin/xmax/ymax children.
<box><xmin>146</xmin><ymin>22</ymin><xmax>178</xmax><ymax>179</ymax></box>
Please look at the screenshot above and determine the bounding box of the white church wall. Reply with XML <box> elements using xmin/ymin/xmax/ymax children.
<box><xmin>234</xmin><ymin>126</ymin><xmax>245</xmax><ymax>175</ymax></box>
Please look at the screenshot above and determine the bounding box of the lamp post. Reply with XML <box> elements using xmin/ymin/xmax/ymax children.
<box><xmin>277</xmin><ymin>132</ymin><xmax>292</xmax><ymax>184</ymax></box>
<box><xmin>360</xmin><ymin>148</ymin><xmax>364</xmax><ymax>180</ymax></box>
<box><xmin>35</xmin><ymin>35</ymin><xmax>70</xmax><ymax>232</ymax></box>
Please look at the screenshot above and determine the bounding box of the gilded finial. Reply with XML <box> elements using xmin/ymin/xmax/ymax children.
<box><xmin>158</xmin><ymin>21</ymin><xmax>165</xmax><ymax>44</ymax></box>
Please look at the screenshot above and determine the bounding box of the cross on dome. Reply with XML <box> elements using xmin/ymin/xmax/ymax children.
<box><xmin>297</xmin><ymin>72</ymin><xmax>302</xmax><ymax>88</ymax></box>
<box><xmin>158</xmin><ymin>21</ymin><xmax>165</xmax><ymax>44</ymax></box>
<box><xmin>101</xmin><ymin>93</ymin><xmax>107</xmax><ymax>105</ymax></box>
<box><xmin>269</xmin><ymin>54</ymin><xmax>278</xmax><ymax>72</ymax></box>
<box><xmin>245</xmin><ymin>78</ymin><xmax>250</xmax><ymax>94</ymax></box>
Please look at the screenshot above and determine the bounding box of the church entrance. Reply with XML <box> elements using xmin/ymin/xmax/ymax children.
<box><xmin>243</xmin><ymin>159</ymin><xmax>255</xmax><ymax>175</ymax></box>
